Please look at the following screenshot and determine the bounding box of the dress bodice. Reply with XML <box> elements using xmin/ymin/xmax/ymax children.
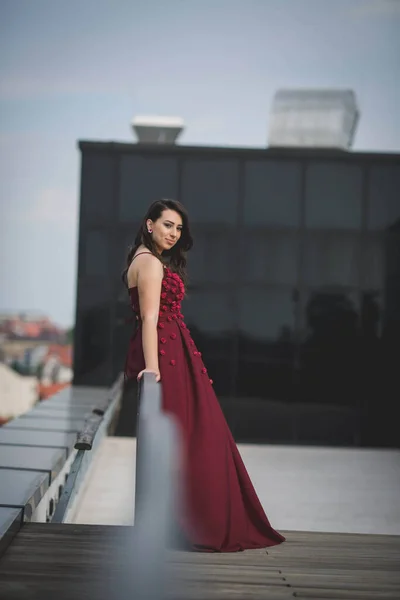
<box><xmin>128</xmin><ymin>266</ymin><xmax>186</xmax><ymax>326</ymax></box>
<box><xmin>125</xmin><ymin>264</ymin><xmax>210</xmax><ymax>382</ymax></box>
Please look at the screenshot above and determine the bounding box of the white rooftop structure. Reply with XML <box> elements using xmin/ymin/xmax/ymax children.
<box><xmin>268</xmin><ymin>89</ymin><xmax>360</xmax><ymax>150</ymax></box>
<box><xmin>0</xmin><ymin>363</ymin><xmax>37</xmax><ymax>420</ymax></box>
<box><xmin>131</xmin><ymin>115</ymin><xmax>185</xmax><ymax>145</ymax></box>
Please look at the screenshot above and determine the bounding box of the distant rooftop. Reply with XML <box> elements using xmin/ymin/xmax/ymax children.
<box><xmin>0</xmin><ymin>311</ymin><xmax>49</xmax><ymax>323</ymax></box>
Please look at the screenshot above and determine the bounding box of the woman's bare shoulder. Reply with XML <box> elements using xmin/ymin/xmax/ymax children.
<box><xmin>127</xmin><ymin>249</ymin><xmax>163</xmax><ymax>287</ymax></box>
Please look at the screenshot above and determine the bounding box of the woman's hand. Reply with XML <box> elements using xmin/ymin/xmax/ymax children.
<box><xmin>137</xmin><ymin>368</ymin><xmax>161</xmax><ymax>382</ymax></box>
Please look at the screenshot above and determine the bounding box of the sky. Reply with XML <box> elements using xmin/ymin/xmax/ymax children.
<box><xmin>0</xmin><ymin>0</ymin><xmax>399</xmax><ymax>328</ymax></box>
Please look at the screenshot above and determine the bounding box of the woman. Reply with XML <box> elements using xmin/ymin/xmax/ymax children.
<box><xmin>124</xmin><ymin>198</ymin><xmax>285</xmax><ymax>552</ymax></box>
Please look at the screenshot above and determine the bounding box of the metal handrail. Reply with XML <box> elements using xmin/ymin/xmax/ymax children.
<box><xmin>74</xmin><ymin>413</ymin><xmax>104</xmax><ymax>450</ymax></box>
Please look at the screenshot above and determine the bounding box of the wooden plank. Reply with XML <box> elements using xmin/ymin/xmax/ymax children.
<box><xmin>168</xmin><ymin>581</ymin><xmax>294</xmax><ymax>599</ymax></box>
<box><xmin>0</xmin><ymin>524</ymin><xmax>399</xmax><ymax>600</ymax></box>
<box><xmin>294</xmin><ymin>591</ymin><xmax>400</xmax><ymax>599</ymax></box>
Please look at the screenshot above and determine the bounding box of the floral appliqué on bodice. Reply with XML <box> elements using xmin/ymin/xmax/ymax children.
<box><xmin>128</xmin><ymin>266</ymin><xmax>213</xmax><ymax>384</ymax></box>
<box><xmin>130</xmin><ymin>266</ymin><xmax>185</xmax><ymax>324</ymax></box>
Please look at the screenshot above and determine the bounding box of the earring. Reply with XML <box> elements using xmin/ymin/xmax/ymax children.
<box><xmin>148</xmin><ymin>228</ymin><xmax>152</xmax><ymax>234</ymax></box>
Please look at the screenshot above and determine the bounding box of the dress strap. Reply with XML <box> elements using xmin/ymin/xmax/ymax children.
<box><xmin>131</xmin><ymin>251</ymin><xmax>153</xmax><ymax>262</ymax></box>
<box><xmin>131</xmin><ymin>252</ymin><xmax>166</xmax><ymax>270</ymax></box>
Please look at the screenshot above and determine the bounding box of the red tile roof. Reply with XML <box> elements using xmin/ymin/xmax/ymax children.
<box><xmin>45</xmin><ymin>344</ymin><xmax>73</xmax><ymax>367</ymax></box>
<box><xmin>38</xmin><ymin>382</ymin><xmax>71</xmax><ymax>400</ymax></box>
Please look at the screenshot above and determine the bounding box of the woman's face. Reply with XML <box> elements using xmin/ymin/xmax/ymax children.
<box><xmin>148</xmin><ymin>209</ymin><xmax>183</xmax><ymax>253</ymax></box>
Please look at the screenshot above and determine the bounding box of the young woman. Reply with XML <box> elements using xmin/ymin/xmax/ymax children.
<box><xmin>123</xmin><ymin>198</ymin><xmax>285</xmax><ymax>552</ymax></box>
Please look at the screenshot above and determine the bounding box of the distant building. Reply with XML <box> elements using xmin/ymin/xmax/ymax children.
<box><xmin>0</xmin><ymin>313</ymin><xmax>73</xmax><ymax>393</ymax></box>
<box><xmin>73</xmin><ymin>111</ymin><xmax>400</xmax><ymax>448</ymax></box>
<box><xmin>0</xmin><ymin>363</ymin><xmax>37</xmax><ymax>423</ymax></box>
<box><xmin>0</xmin><ymin>313</ymin><xmax>65</xmax><ymax>342</ymax></box>
<box><xmin>39</xmin><ymin>344</ymin><xmax>73</xmax><ymax>388</ymax></box>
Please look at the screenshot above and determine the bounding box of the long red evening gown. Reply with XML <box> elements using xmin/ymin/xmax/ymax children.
<box><xmin>125</xmin><ymin>263</ymin><xmax>285</xmax><ymax>552</ymax></box>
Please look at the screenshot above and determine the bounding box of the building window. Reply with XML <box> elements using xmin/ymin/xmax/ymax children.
<box><xmin>303</xmin><ymin>233</ymin><xmax>361</xmax><ymax>288</ymax></box>
<box><xmin>241</xmin><ymin>231</ymin><xmax>299</xmax><ymax>285</ymax></box>
<box><xmin>84</xmin><ymin>231</ymin><xmax>110</xmax><ymax>277</ymax></box>
<box><xmin>180</xmin><ymin>158</ymin><xmax>239</xmax><ymax>224</ymax></box>
<box><xmin>81</xmin><ymin>153</ymin><xmax>115</xmax><ymax>220</ymax></box>
<box><xmin>183</xmin><ymin>290</ymin><xmax>233</xmax><ymax>335</ymax></box>
<box><xmin>362</xmin><ymin>235</ymin><xmax>384</xmax><ymax>290</ymax></box>
<box><xmin>238</xmin><ymin>288</ymin><xmax>296</xmax><ymax>341</ymax></box>
<box><xmin>298</xmin><ymin>289</ymin><xmax>360</xmax><ymax>407</ymax></box>
<box><xmin>244</xmin><ymin>160</ymin><xmax>302</xmax><ymax>227</ymax></box>
<box><xmin>188</xmin><ymin>229</ymin><xmax>235</xmax><ymax>284</ymax></box>
<box><xmin>182</xmin><ymin>290</ymin><xmax>234</xmax><ymax>359</ymax></box>
<box><xmin>236</xmin><ymin>289</ymin><xmax>296</xmax><ymax>404</ymax></box>
<box><xmin>75</xmin><ymin>304</ymin><xmax>111</xmax><ymax>385</ymax></box>
<box><xmin>119</xmin><ymin>155</ymin><xmax>178</xmax><ymax>222</ymax></box>
<box><xmin>305</xmin><ymin>162</ymin><xmax>363</xmax><ymax>229</ymax></box>
<box><xmin>367</xmin><ymin>165</ymin><xmax>400</xmax><ymax>230</ymax></box>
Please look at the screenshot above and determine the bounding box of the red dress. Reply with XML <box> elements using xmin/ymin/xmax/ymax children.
<box><xmin>125</xmin><ymin>265</ymin><xmax>285</xmax><ymax>552</ymax></box>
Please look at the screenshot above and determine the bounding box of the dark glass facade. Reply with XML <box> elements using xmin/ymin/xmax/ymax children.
<box><xmin>74</xmin><ymin>142</ymin><xmax>400</xmax><ymax>448</ymax></box>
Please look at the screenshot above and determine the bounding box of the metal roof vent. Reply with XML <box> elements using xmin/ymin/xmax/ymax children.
<box><xmin>268</xmin><ymin>89</ymin><xmax>360</xmax><ymax>150</ymax></box>
<box><xmin>131</xmin><ymin>115</ymin><xmax>184</xmax><ymax>145</ymax></box>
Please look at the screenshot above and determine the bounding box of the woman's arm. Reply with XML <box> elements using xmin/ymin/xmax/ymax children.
<box><xmin>137</xmin><ymin>255</ymin><xmax>163</xmax><ymax>381</ymax></box>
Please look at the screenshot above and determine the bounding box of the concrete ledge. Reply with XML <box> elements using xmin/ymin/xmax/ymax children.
<box><xmin>0</xmin><ymin>377</ymin><xmax>123</xmax><ymax>556</ymax></box>
<box><xmin>0</xmin><ymin>507</ymin><xmax>22</xmax><ymax>556</ymax></box>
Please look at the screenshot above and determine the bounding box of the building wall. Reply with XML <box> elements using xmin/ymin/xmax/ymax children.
<box><xmin>74</xmin><ymin>143</ymin><xmax>400</xmax><ymax>447</ymax></box>
<box><xmin>0</xmin><ymin>363</ymin><xmax>38</xmax><ymax>421</ymax></box>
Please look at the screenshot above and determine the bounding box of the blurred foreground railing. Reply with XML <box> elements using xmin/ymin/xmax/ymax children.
<box><xmin>115</xmin><ymin>372</ymin><xmax>182</xmax><ymax>600</ymax></box>
<box><xmin>52</xmin><ymin>374</ymin><xmax>124</xmax><ymax>523</ymax></box>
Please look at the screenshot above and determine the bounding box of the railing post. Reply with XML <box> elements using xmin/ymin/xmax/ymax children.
<box><xmin>115</xmin><ymin>372</ymin><xmax>181</xmax><ymax>600</ymax></box>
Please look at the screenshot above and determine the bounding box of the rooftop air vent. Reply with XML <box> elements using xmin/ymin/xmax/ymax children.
<box><xmin>131</xmin><ymin>115</ymin><xmax>184</xmax><ymax>145</ymax></box>
<box><xmin>268</xmin><ymin>89</ymin><xmax>359</xmax><ymax>150</ymax></box>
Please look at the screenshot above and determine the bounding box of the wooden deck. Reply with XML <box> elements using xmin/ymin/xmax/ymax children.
<box><xmin>0</xmin><ymin>524</ymin><xmax>399</xmax><ymax>599</ymax></box>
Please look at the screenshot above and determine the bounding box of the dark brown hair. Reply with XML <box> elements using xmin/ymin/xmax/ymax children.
<box><xmin>122</xmin><ymin>199</ymin><xmax>193</xmax><ymax>287</ymax></box>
